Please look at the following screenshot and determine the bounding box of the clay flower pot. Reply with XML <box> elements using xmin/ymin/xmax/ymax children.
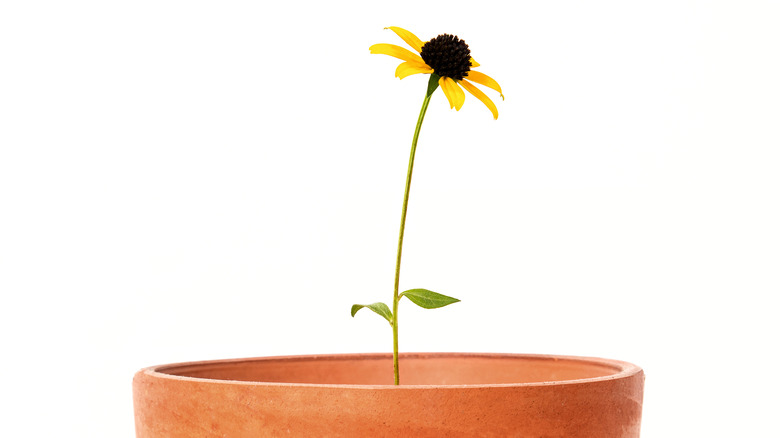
<box><xmin>133</xmin><ymin>353</ymin><xmax>644</xmax><ymax>437</ymax></box>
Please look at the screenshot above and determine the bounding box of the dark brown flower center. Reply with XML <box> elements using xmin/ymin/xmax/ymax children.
<box><xmin>420</xmin><ymin>34</ymin><xmax>472</xmax><ymax>81</ymax></box>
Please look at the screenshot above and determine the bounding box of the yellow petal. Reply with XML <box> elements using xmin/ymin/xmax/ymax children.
<box><xmin>438</xmin><ymin>76</ymin><xmax>454</xmax><ymax>108</ymax></box>
<box><xmin>470</xmin><ymin>58</ymin><xmax>480</xmax><ymax>67</ymax></box>
<box><xmin>385</xmin><ymin>27</ymin><xmax>425</xmax><ymax>53</ymax></box>
<box><xmin>369</xmin><ymin>44</ymin><xmax>426</xmax><ymax>64</ymax></box>
<box><xmin>461</xmin><ymin>79</ymin><xmax>498</xmax><ymax>120</ymax></box>
<box><xmin>395</xmin><ymin>61</ymin><xmax>433</xmax><ymax>79</ymax></box>
<box><xmin>439</xmin><ymin>76</ymin><xmax>466</xmax><ymax>111</ymax></box>
<box><xmin>464</xmin><ymin>70</ymin><xmax>504</xmax><ymax>100</ymax></box>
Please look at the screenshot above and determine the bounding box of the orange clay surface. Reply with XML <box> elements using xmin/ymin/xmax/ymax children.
<box><xmin>133</xmin><ymin>353</ymin><xmax>644</xmax><ymax>437</ymax></box>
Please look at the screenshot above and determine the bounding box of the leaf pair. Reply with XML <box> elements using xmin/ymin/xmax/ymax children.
<box><xmin>351</xmin><ymin>289</ymin><xmax>459</xmax><ymax>325</ymax></box>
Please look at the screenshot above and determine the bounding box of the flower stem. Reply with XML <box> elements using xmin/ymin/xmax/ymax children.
<box><xmin>392</xmin><ymin>74</ymin><xmax>440</xmax><ymax>385</ymax></box>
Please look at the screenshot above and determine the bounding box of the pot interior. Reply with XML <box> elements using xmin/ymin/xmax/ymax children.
<box><xmin>155</xmin><ymin>353</ymin><xmax>628</xmax><ymax>386</ymax></box>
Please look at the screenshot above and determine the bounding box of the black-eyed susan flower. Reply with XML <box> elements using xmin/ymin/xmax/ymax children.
<box><xmin>354</xmin><ymin>27</ymin><xmax>503</xmax><ymax>386</ymax></box>
<box><xmin>370</xmin><ymin>26</ymin><xmax>504</xmax><ymax>119</ymax></box>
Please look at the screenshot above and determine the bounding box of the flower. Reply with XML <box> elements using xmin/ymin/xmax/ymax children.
<box><xmin>370</xmin><ymin>27</ymin><xmax>504</xmax><ymax>119</ymax></box>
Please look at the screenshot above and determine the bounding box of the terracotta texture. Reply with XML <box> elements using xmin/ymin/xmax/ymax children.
<box><xmin>133</xmin><ymin>353</ymin><xmax>644</xmax><ymax>437</ymax></box>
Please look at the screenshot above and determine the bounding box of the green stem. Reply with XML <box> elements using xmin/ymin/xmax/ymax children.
<box><xmin>392</xmin><ymin>74</ymin><xmax>439</xmax><ymax>385</ymax></box>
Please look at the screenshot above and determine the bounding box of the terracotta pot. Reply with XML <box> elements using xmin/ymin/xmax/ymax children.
<box><xmin>133</xmin><ymin>353</ymin><xmax>644</xmax><ymax>437</ymax></box>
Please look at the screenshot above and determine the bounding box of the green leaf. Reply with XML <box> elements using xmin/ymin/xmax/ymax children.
<box><xmin>400</xmin><ymin>288</ymin><xmax>460</xmax><ymax>309</ymax></box>
<box><xmin>427</xmin><ymin>73</ymin><xmax>440</xmax><ymax>97</ymax></box>
<box><xmin>351</xmin><ymin>302</ymin><xmax>393</xmax><ymax>325</ymax></box>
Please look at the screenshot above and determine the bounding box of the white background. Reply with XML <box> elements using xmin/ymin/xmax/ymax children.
<box><xmin>1</xmin><ymin>1</ymin><xmax>778</xmax><ymax>436</ymax></box>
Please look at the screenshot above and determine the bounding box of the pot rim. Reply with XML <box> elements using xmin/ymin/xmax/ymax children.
<box><xmin>137</xmin><ymin>352</ymin><xmax>642</xmax><ymax>389</ymax></box>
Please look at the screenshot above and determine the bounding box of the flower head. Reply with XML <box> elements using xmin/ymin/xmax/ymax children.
<box><xmin>370</xmin><ymin>27</ymin><xmax>504</xmax><ymax>119</ymax></box>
